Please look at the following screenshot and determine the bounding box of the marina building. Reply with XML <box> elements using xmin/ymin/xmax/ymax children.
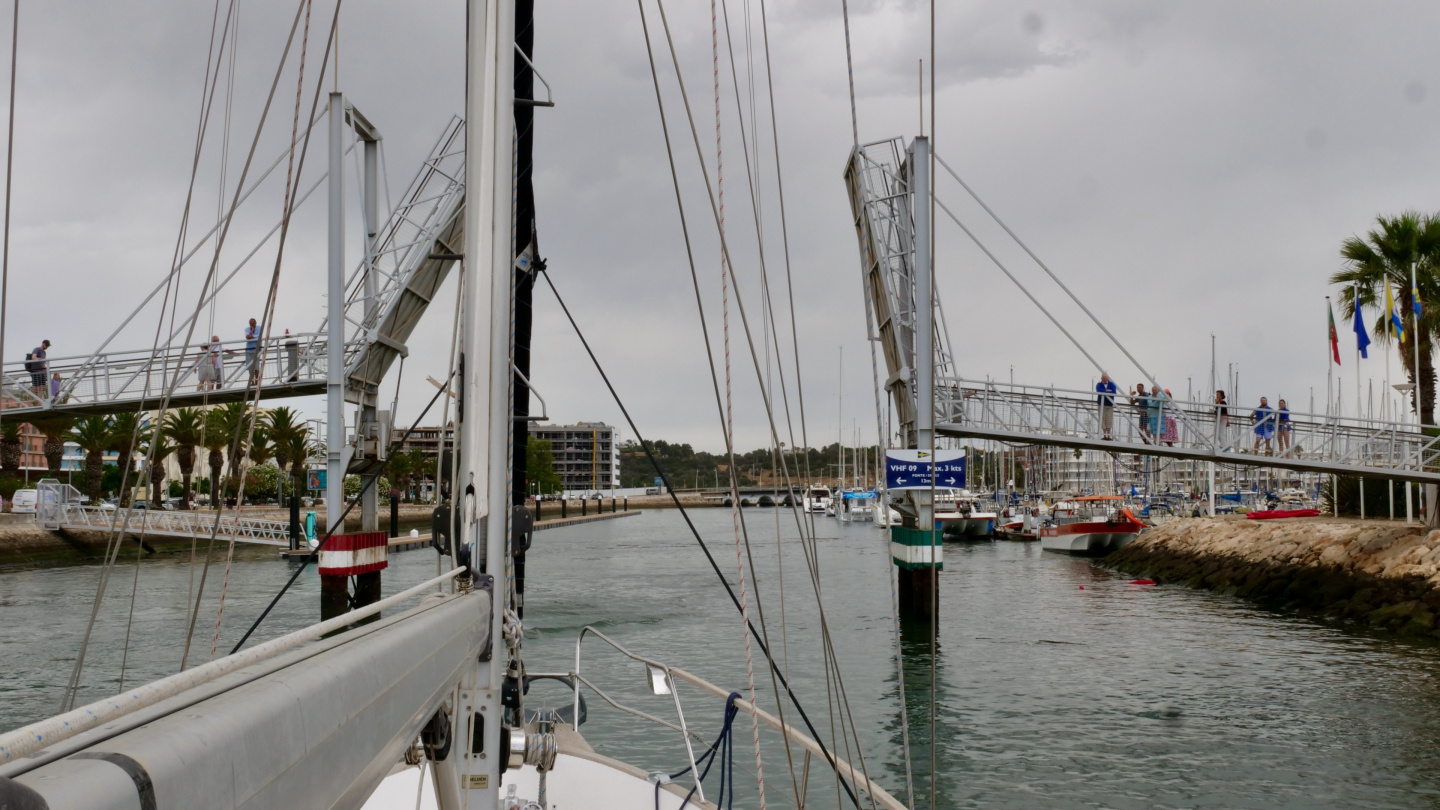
<box><xmin>529</xmin><ymin>422</ymin><xmax>620</xmax><ymax>492</ymax></box>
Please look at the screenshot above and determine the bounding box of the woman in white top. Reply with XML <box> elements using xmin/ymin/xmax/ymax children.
<box><xmin>197</xmin><ymin>336</ymin><xmax>223</xmax><ymax>391</ymax></box>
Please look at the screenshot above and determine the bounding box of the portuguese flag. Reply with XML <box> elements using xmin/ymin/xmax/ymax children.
<box><xmin>1328</xmin><ymin>300</ymin><xmax>1341</xmax><ymax>365</ymax></box>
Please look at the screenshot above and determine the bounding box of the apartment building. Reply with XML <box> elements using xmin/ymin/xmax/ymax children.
<box><xmin>528</xmin><ymin>422</ymin><xmax>619</xmax><ymax>492</ymax></box>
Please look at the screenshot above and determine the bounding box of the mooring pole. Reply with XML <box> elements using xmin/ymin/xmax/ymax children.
<box><xmin>320</xmin><ymin>91</ymin><xmax>349</xmax><ymax>621</ymax></box>
<box><xmin>896</xmin><ymin>135</ymin><xmax>938</xmax><ymax>622</ymax></box>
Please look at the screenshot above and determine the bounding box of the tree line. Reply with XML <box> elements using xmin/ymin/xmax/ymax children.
<box><xmin>2</xmin><ymin>403</ymin><xmax>438</xmax><ymax>509</ymax></box>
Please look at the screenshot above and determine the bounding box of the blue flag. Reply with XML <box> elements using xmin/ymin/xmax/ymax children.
<box><xmin>1353</xmin><ymin>303</ymin><xmax>1371</xmax><ymax>358</ymax></box>
<box><xmin>1415</xmin><ymin>280</ymin><xmax>1424</xmax><ymax>317</ymax></box>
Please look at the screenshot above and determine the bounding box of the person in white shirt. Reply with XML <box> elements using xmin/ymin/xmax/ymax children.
<box><xmin>197</xmin><ymin>336</ymin><xmax>223</xmax><ymax>391</ymax></box>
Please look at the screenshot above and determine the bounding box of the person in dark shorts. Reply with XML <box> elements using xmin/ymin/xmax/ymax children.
<box><xmin>1131</xmin><ymin>383</ymin><xmax>1150</xmax><ymax>441</ymax></box>
<box><xmin>1253</xmin><ymin>397</ymin><xmax>1275</xmax><ymax>455</ymax></box>
<box><xmin>25</xmin><ymin>340</ymin><xmax>49</xmax><ymax>397</ymax></box>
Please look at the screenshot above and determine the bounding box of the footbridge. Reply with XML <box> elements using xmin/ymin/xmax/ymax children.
<box><xmin>37</xmin><ymin>482</ymin><xmax>291</xmax><ymax>546</ymax></box>
<box><xmin>846</xmin><ymin>135</ymin><xmax>1440</xmax><ymax>487</ymax></box>
<box><xmin>937</xmin><ymin>378</ymin><xmax>1440</xmax><ymax>484</ymax></box>
<box><xmin>1</xmin><ymin>114</ymin><xmax>465</xmax><ymax>421</ymax></box>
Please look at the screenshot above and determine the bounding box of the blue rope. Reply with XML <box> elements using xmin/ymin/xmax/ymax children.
<box><xmin>657</xmin><ymin>692</ymin><xmax>741</xmax><ymax>810</ymax></box>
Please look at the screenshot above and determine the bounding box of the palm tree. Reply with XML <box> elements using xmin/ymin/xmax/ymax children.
<box><xmin>267</xmin><ymin>407</ymin><xmax>303</xmax><ymax>505</ymax></box>
<box><xmin>1333</xmin><ymin>211</ymin><xmax>1440</xmax><ymax>424</ymax></box>
<box><xmin>248</xmin><ymin>427</ymin><xmax>275</xmax><ymax>468</ymax></box>
<box><xmin>211</xmin><ymin>402</ymin><xmax>252</xmax><ymax>483</ymax></box>
<box><xmin>203</xmin><ymin>408</ymin><xmax>229</xmax><ymax>509</ymax></box>
<box><xmin>0</xmin><ymin>422</ymin><xmax>21</xmax><ymax>475</ymax></box>
<box><xmin>277</xmin><ymin>428</ymin><xmax>314</xmax><ymax>507</ymax></box>
<box><xmin>162</xmin><ymin>408</ymin><xmax>204</xmax><ymax>509</ymax></box>
<box><xmin>72</xmin><ymin>415</ymin><xmax>112</xmax><ymax>504</ymax></box>
<box><xmin>33</xmin><ymin>416</ymin><xmax>75</xmax><ymax>474</ymax></box>
<box><xmin>107</xmin><ymin>412</ymin><xmax>151</xmax><ymax>505</ymax></box>
<box><xmin>387</xmin><ymin>451</ymin><xmax>416</xmax><ymax>503</ymax></box>
<box><xmin>146</xmin><ymin>439</ymin><xmax>175</xmax><ymax>506</ymax></box>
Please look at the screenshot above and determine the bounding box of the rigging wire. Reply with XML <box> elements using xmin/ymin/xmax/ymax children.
<box><xmin>167</xmin><ymin>0</ymin><xmax>321</xmax><ymax>671</ymax></box>
<box><xmin>227</xmin><ymin>369</ymin><xmax>452</xmax><ymax>653</ymax></box>
<box><xmin>927</xmin><ymin>2</ymin><xmax>937</xmax><ymax>806</ymax></box>
<box><xmin>714</xmin><ymin>1</ymin><xmax>805</xmax><ymax>800</ymax></box>
<box><xmin>711</xmin><ymin>2</ymin><xmax>768</xmax><ymax>805</ymax></box>
<box><xmin>541</xmin><ymin>266</ymin><xmax>863</xmax><ymax>808</ymax></box>
<box><xmin>645</xmin><ymin>1</ymin><xmax>880</xmax><ymax>804</ymax></box>
<box><xmin>64</xmin><ymin>0</ymin><xmax>252</xmax><ymax>709</ymax></box>
<box><xmin>0</xmin><ymin>0</ymin><xmax>17</xmax><ymax>462</ymax></box>
<box><xmin>206</xmin><ymin>0</ymin><xmax>318</xmax><ymax>660</ymax></box>
<box><xmin>931</xmin><ymin>151</ymin><xmax>1159</xmax><ymax>389</ymax></box>
<box><xmin>931</xmin><ymin>194</ymin><xmax>1102</xmax><ymax>374</ymax></box>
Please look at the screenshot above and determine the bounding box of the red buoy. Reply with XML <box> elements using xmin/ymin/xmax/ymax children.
<box><xmin>1128</xmin><ymin>579</ymin><xmax>1157</xmax><ymax>585</ymax></box>
<box><xmin>1078</xmin><ymin>585</ymin><xmax>1085</xmax><ymax>590</ymax></box>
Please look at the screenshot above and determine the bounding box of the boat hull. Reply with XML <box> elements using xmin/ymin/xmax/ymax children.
<box><xmin>939</xmin><ymin>517</ymin><xmax>995</xmax><ymax>537</ymax></box>
<box><xmin>1039</xmin><ymin>520</ymin><xmax>1142</xmax><ymax>555</ymax></box>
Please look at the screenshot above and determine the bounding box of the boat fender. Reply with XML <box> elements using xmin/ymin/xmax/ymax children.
<box><xmin>421</xmin><ymin>707</ymin><xmax>453</xmax><ymax>762</ymax></box>
<box><xmin>0</xmin><ymin>776</ymin><xmax>48</xmax><ymax>810</ymax></box>
<box><xmin>1128</xmin><ymin>579</ymin><xmax>1156</xmax><ymax>585</ymax></box>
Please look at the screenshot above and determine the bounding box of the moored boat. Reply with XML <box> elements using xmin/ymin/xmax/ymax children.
<box><xmin>1040</xmin><ymin>500</ymin><xmax>1147</xmax><ymax>555</ymax></box>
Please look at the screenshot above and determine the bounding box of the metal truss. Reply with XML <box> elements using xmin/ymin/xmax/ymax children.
<box><xmin>845</xmin><ymin>137</ymin><xmax>957</xmax><ymax>444</ymax></box>
<box><xmin>44</xmin><ymin>503</ymin><xmax>290</xmax><ymax>546</ymax></box>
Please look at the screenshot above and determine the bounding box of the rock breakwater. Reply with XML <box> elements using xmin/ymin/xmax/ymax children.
<box><xmin>1107</xmin><ymin>517</ymin><xmax>1440</xmax><ymax>637</ymax></box>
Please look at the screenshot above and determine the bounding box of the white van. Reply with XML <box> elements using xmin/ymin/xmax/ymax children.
<box><xmin>11</xmin><ymin>488</ymin><xmax>36</xmax><ymax>513</ymax></box>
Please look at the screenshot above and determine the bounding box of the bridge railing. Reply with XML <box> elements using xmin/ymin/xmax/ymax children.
<box><xmin>53</xmin><ymin>503</ymin><xmax>290</xmax><ymax>546</ymax></box>
<box><xmin>0</xmin><ymin>332</ymin><xmax>337</xmax><ymax>415</ymax></box>
<box><xmin>938</xmin><ymin>377</ymin><xmax>1440</xmax><ymax>475</ymax></box>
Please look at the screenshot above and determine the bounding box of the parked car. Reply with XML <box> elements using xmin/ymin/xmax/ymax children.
<box><xmin>10</xmin><ymin>489</ymin><xmax>37</xmax><ymax>514</ymax></box>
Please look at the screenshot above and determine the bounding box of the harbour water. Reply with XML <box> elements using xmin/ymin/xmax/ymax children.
<box><xmin>5</xmin><ymin>510</ymin><xmax>1440</xmax><ymax>808</ymax></box>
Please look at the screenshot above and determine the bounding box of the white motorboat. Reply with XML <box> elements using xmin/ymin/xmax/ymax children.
<box><xmin>803</xmin><ymin>485</ymin><xmax>833</xmax><ymax>514</ymax></box>
<box><xmin>1039</xmin><ymin>496</ymin><xmax>1148</xmax><ymax>555</ymax></box>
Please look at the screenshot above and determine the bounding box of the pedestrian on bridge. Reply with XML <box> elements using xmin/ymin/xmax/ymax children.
<box><xmin>1215</xmin><ymin>390</ymin><xmax>1231</xmax><ymax>450</ymax></box>
<box><xmin>1147</xmin><ymin>383</ymin><xmax>1166</xmax><ymax>440</ymax></box>
<box><xmin>24</xmin><ymin>339</ymin><xmax>48</xmax><ymax>397</ymax></box>
<box><xmin>1253</xmin><ymin>397</ymin><xmax>1275</xmax><ymax>455</ymax></box>
<box><xmin>1131</xmin><ymin>383</ymin><xmax>1150</xmax><ymax>441</ymax></box>
<box><xmin>1277</xmin><ymin>399</ymin><xmax>1292</xmax><ymax>454</ymax></box>
<box><xmin>198</xmin><ymin>336</ymin><xmax>222</xmax><ymax>391</ymax></box>
<box><xmin>243</xmin><ymin>318</ymin><xmax>262</xmax><ymax>387</ymax></box>
<box><xmin>1096</xmin><ymin>373</ymin><xmax>1118</xmax><ymax>440</ymax></box>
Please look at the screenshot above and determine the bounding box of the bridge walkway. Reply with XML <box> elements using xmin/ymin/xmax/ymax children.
<box><xmin>938</xmin><ymin>378</ymin><xmax>1440</xmax><ymax>484</ymax></box>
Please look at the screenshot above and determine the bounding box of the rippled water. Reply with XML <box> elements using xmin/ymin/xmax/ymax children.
<box><xmin>4</xmin><ymin>510</ymin><xmax>1440</xmax><ymax>808</ymax></box>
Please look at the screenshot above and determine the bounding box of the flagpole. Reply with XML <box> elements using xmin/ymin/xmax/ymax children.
<box><xmin>1414</xmin><ymin>261</ymin><xmax>1423</xmax><ymax>426</ymax></box>
<box><xmin>1326</xmin><ymin>296</ymin><xmax>1333</xmax><ymax>419</ymax></box>
<box><xmin>1355</xmin><ymin>283</ymin><xmax>1362</xmax><ymax>419</ymax></box>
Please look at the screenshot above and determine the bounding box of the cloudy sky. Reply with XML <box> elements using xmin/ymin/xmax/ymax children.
<box><xmin>4</xmin><ymin>1</ymin><xmax>1439</xmax><ymax>454</ymax></box>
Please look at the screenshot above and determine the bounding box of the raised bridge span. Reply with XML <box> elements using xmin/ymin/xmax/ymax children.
<box><xmin>845</xmin><ymin>135</ymin><xmax>1439</xmax><ymax>487</ymax></box>
<box><xmin>1</xmin><ymin>115</ymin><xmax>465</xmax><ymax>422</ymax></box>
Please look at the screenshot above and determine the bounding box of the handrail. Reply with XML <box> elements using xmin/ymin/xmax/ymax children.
<box><xmin>571</xmin><ymin>626</ymin><xmax>906</xmax><ymax>810</ymax></box>
<box><xmin>575</xmin><ymin>626</ymin><xmax>705</xmax><ymax>802</ymax></box>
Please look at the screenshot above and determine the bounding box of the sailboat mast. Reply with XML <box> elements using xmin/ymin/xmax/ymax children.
<box><xmin>449</xmin><ymin>0</ymin><xmax>516</xmax><ymax>804</ymax></box>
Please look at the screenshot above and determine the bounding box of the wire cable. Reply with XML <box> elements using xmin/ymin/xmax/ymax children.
<box><xmin>227</xmin><ymin>368</ymin><xmax>454</xmax><ymax>654</ymax></box>
<box><xmin>540</xmin><ymin>267</ymin><xmax>863</xmax><ymax>808</ymax></box>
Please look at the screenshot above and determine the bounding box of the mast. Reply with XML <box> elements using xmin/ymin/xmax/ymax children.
<box><xmin>447</xmin><ymin>0</ymin><xmax>516</xmax><ymax>804</ymax></box>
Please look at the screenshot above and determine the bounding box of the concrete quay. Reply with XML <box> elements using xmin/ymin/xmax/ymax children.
<box><xmin>1108</xmin><ymin>516</ymin><xmax>1440</xmax><ymax>637</ymax></box>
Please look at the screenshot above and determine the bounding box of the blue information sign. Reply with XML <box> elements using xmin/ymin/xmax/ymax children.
<box><xmin>308</xmin><ymin>469</ymin><xmax>327</xmax><ymax>491</ymax></box>
<box><xmin>885</xmin><ymin>449</ymin><xmax>966</xmax><ymax>490</ymax></box>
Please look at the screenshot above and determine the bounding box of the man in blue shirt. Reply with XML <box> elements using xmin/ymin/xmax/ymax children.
<box><xmin>1096</xmin><ymin>373</ymin><xmax>1118</xmax><ymax>439</ymax></box>
<box><xmin>244</xmin><ymin>318</ymin><xmax>262</xmax><ymax>387</ymax></box>
<box><xmin>1253</xmin><ymin>397</ymin><xmax>1275</xmax><ymax>455</ymax></box>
